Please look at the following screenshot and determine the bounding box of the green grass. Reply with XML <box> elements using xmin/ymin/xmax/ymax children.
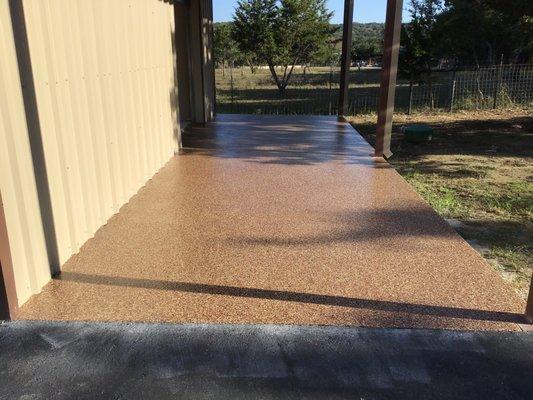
<box><xmin>215</xmin><ymin>66</ymin><xmax>532</xmax><ymax>115</ymax></box>
<box><xmin>401</xmin><ymin>171</ymin><xmax>463</xmax><ymax>216</ymax></box>
<box><xmin>216</xmin><ymin>67</ymin><xmax>454</xmax><ymax>115</ymax></box>
<box><xmin>350</xmin><ymin>110</ymin><xmax>533</xmax><ymax>298</ymax></box>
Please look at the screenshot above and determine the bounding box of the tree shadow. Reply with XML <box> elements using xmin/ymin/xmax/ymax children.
<box><xmin>355</xmin><ymin>116</ymin><xmax>532</xmax><ymax>159</ymax></box>
<box><xmin>226</xmin><ymin>206</ymin><xmax>458</xmax><ymax>247</ymax></box>
<box><xmin>181</xmin><ymin>115</ymin><xmax>383</xmax><ymax>166</ymax></box>
<box><xmin>394</xmin><ymin>159</ymin><xmax>496</xmax><ymax>179</ymax></box>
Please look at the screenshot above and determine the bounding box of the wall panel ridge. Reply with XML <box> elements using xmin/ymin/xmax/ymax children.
<box><xmin>0</xmin><ymin>0</ymin><xmax>180</xmax><ymax>307</ymax></box>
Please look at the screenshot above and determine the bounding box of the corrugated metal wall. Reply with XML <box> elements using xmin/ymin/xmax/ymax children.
<box><xmin>1</xmin><ymin>0</ymin><xmax>181</xmax><ymax>306</ymax></box>
<box><xmin>0</xmin><ymin>0</ymin><xmax>51</xmax><ymax>306</ymax></box>
<box><xmin>21</xmin><ymin>0</ymin><xmax>179</xmax><ymax>269</ymax></box>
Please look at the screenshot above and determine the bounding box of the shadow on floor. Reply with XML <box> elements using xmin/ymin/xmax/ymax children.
<box><xmin>225</xmin><ymin>206</ymin><xmax>458</xmax><ymax>247</ymax></box>
<box><xmin>57</xmin><ymin>271</ymin><xmax>526</xmax><ymax>324</ymax></box>
<box><xmin>181</xmin><ymin>115</ymin><xmax>380</xmax><ymax>166</ymax></box>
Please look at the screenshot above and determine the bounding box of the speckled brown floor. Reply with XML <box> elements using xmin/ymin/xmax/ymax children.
<box><xmin>18</xmin><ymin>115</ymin><xmax>526</xmax><ymax>330</ymax></box>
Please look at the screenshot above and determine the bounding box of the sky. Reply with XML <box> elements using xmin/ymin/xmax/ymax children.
<box><xmin>213</xmin><ymin>0</ymin><xmax>411</xmax><ymax>24</ymax></box>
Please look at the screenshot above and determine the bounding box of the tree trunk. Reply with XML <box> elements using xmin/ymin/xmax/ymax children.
<box><xmin>247</xmin><ymin>58</ymin><xmax>257</xmax><ymax>74</ymax></box>
<box><xmin>267</xmin><ymin>62</ymin><xmax>284</xmax><ymax>95</ymax></box>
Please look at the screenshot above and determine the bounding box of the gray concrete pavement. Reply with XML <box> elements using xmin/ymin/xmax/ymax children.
<box><xmin>0</xmin><ymin>321</ymin><xmax>532</xmax><ymax>399</ymax></box>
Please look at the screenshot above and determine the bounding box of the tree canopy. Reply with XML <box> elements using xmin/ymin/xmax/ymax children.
<box><xmin>232</xmin><ymin>0</ymin><xmax>336</xmax><ymax>93</ymax></box>
<box><xmin>399</xmin><ymin>0</ymin><xmax>441</xmax><ymax>82</ymax></box>
<box><xmin>213</xmin><ymin>0</ymin><xmax>532</xmax><ymax>87</ymax></box>
<box><xmin>435</xmin><ymin>0</ymin><xmax>533</xmax><ymax>66</ymax></box>
<box><xmin>213</xmin><ymin>23</ymin><xmax>240</xmax><ymax>73</ymax></box>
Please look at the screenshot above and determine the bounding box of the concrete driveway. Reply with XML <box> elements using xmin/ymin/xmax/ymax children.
<box><xmin>1</xmin><ymin>320</ymin><xmax>532</xmax><ymax>399</ymax></box>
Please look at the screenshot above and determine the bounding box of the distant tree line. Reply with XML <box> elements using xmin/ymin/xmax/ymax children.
<box><xmin>214</xmin><ymin>0</ymin><xmax>532</xmax><ymax>92</ymax></box>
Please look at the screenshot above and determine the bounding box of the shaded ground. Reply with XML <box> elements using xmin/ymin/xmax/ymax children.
<box><xmin>17</xmin><ymin>115</ymin><xmax>525</xmax><ymax>330</ymax></box>
<box><xmin>1</xmin><ymin>321</ymin><xmax>532</xmax><ymax>400</ymax></box>
<box><xmin>349</xmin><ymin>109</ymin><xmax>533</xmax><ymax>298</ymax></box>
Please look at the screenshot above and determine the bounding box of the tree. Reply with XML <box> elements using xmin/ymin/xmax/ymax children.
<box><xmin>213</xmin><ymin>23</ymin><xmax>241</xmax><ymax>76</ymax></box>
<box><xmin>233</xmin><ymin>0</ymin><xmax>335</xmax><ymax>94</ymax></box>
<box><xmin>399</xmin><ymin>0</ymin><xmax>442</xmax><ymax>110</ymax></box>
<box><xmin>351</xmin><ymin>23</ymin><xmax>383</xmax><ymax>67</ymax></box>
<box><xmin>435</xmin><ymin>0</ymin><xmax>533</xmax><ymax>66</ymax></box>
<box><xmin>399</xmin><ymin>0</ymin><xmax>441</xmax><ymax>79</ymax></box>
<box><xmin>351</xmin><ymin>38</ymin><xmax>381</xmax><ymax>66</ymax></box>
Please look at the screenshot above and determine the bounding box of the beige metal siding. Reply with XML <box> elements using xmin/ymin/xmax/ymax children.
<box><xmin>175</xmin><ymin>2</ymin><xmax>193</xmax><ymax>123</ymax></box>
<box><xmin>19</xmin><ymin>0</ymin><xmax>179</xmax><ymax>268</ymax></box>
<box><xmin>0</xmin><ymin>0</ymin><xmax>51</xmax><ymax>306</ymax></box>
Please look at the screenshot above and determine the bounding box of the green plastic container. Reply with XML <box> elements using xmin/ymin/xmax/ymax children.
<box><xmin>403</xmin><ymin>124</ymin><xmax>433</xmax><ymax>143</ymax></box>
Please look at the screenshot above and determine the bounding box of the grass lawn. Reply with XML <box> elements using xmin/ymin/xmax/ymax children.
<box><xmin>349</xmin><ymin>109</ymin><xmax>533</xmax><ymax>299</ymax></box>
<box><xmin>215</xmin><ymin>67</ymin><xmax>452</xmax><ymax>114</ymax></box>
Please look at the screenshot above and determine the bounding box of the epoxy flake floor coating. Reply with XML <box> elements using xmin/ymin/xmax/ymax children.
<box><xmin>18</xmin><ymin>115</ymin><xmax>526</xmax><ymax>330</ymax></box>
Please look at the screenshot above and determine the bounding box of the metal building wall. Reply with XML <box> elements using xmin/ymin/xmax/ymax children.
<box><xmin>0</xmin><ymin>0</ymin><xmax>51</xmax><ymax>308</ymax></box>
<box><xmin>20</xmin><ymin>0</ymin><xmax>179</xmax><ymax>270</ymax></box>
<box><xmin>0</xmin><ymin>0</ymin><xmax>180</xmax><ymax>308</ymax></box>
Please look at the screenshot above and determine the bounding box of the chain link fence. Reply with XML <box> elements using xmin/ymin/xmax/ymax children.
<box><xmin>215</xmin><ymin>63</ymin><xmax>533</xmax><ymax>115</ymax></box>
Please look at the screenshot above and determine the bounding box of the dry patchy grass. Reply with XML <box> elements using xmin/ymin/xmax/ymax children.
<box><xmin>349</xmin><ymin>109</ymin><xmax>533</xmax><ymax>298</ymax></box>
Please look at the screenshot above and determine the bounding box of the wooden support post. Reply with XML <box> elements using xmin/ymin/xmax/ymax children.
<box><xmin>375</xmin><ymin>0</ymin><xmax>403</xmax><ymax>158</ymax></box>
<box><xmin>338</xmin><ymin>0</ymin><xmax>354</xmax><ymax>117</ymax></box>
<box><xmin>526</xmin><ymin>277</ymin><xmax>533</xmax><ymax>324</ymax></box>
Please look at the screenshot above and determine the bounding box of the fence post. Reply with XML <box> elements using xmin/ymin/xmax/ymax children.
<box><xmin>449</xmin><ymin>70</ymin><xmax>456</xmax><ymax>113</ymax></box>
<box><xmin>230</xmin><ymin>60</ymin><xmax>234</xmax><ymax>113</ymax></box>
<box><xmin>493</xmin><ymin>57</ymin><xmax>503</xmax><ymax>109</ymax></box>
<box><xmin>407</xmin><ymin>81</ymin><xmax>414</xmax><ymax>115</ymax></box>
<box><xmin>328</xmin><ymin>64</ymin><xmax>333</xmax><ymax>115</ymax></box>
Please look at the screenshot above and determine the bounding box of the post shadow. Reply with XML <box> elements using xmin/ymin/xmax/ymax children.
<box><xmin>57</xmin><ymin>271</ymin><xmax>527</xmax><ymax>324</ymax></box>
<box><xmin>9</xmin><ymin>0</ymin><xmax>60</xmax><ymax>275</ymax></box>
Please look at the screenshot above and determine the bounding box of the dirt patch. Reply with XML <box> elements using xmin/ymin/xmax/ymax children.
<box><xmin>349</xmin><ymin>109</ymin><xmax>533</xmax><ymax>299</ymax></box>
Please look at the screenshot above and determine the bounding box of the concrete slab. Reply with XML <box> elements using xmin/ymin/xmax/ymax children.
<box><xmin>0</xmin><ymin>321</ymin><xmax>532</xmax><ymax>400</ymax></box>
<box><xmin>16</xmin><ymin>115</ymin><xmax>525</xmax><ymax>330</ymax></box>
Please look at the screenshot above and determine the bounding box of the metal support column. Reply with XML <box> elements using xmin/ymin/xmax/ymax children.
<box><xmin>338</xmin><ymin>0</ymin><xmax>354</xmax><ymax>117</ymax></box>
<box><xmin>374</xmin><ymin>0</ymin><xmax>403</xmax><ymax>158</ymax></box>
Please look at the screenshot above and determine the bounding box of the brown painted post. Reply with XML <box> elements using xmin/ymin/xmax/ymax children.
<box><xmin>374</xmin><ymin>0</ymin><xmax>403</xmax><ymax>158</ymax></box>
<box><xmin>338</xmin><ymin>0</ymin><xmax>354</xmax><ymax>117</ymax></box>
<box><xmin>0</xmin><ymin>192</ymin><xmax>19</xmax><ymax>320</ymax></box>
<box><xmin>526</xmin><ymin>278</ymin><xmax>533</xmax><ymax>324</ymax></box>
